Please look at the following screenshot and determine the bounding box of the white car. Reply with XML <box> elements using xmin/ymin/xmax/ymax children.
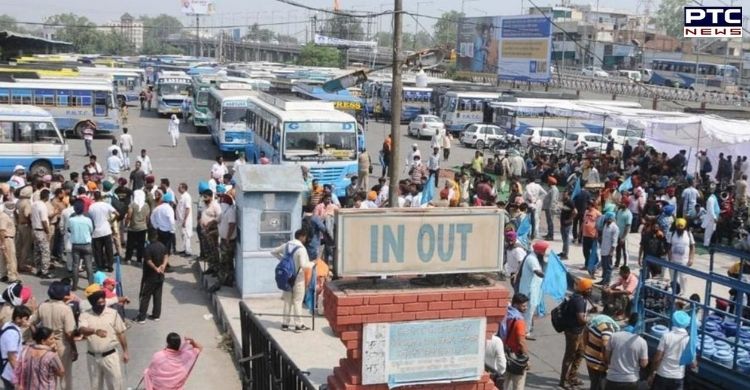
<box><xmin>603</xmin><ymin>127</ymin><xmax>646</xmax><ymax>146</ymax></box>
<box><xmin>519</xmin><ymin>127</ymin><xmax>565</xmax><ymax>147</ymax></box>
<box><xmin>582</xmin><ymin>66</ymin><xmax>609</xmax><ymax>78</ymax></box>
<box><xmin>407</xmin><ymin>115</ymin><xmax>445</xmax><ymax>139</ymax></box>
<box><xmin>460</xmin><ymin>123</ymin><xmax>504</xmax><ymax>149</ymax></box>
<box><xmin>564</xmin><ymin>132</ymin><xmax>622</xmax><ymax>155</ymax></box>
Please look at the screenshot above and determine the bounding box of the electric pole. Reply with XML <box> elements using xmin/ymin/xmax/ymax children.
<box><xmin>388</xmin><ymin>0</ymin><xmax>403</xmax><ymax>207</ymax></box>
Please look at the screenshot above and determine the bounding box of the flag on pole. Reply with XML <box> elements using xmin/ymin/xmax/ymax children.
<box><xmin>680</xmin><ymin>304</ymin><xmax>698</xmax><ymax>365</ymax></box>
<box><xmin>618</xmin><ymin>176</ymin><xmax>633</xmax><ymax>192</ymax></box>
<box><xmin>114</xmin><ymin>255</ymin><xmax>124</xmax><ymax>297</ymax></box>
<box><xmin>421</xmin><ymin>175</ymin><xmax>435</xmax><ymax>205</ymax></box>
<box><xmin>516</xmin><ymin>216</ymin><xmax>532</xmax><ymax>250</ymax></box>
<box><xmin>538</xmin><ymin>252</ymin><xmax>569</xmax><ymax>316</ymax></box>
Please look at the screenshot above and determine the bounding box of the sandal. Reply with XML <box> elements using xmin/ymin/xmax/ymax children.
<box><xmin>295</xmin><ymin>325</ymin><xmax>311</xmax><ymax>331</ymax></box>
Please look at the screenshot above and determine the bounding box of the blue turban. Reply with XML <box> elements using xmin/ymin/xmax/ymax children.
<box><xmin>163</xmin><ymin>192</ymin><xmax>174</xmax><ymax>203</ymax></box>
<box><xmin>663</xmin><ymin>204</ymin><xmax>675</xmax><ymax>216</ymax></box>
<box><xmin>198</xmin><ymin>181</ymin><xmax>210</xmax><ymax>194</ymax></box>
<box><xmin>673</xmin><ymin>310</ymin><xmax>690</xmax><ymax>328</ymax></box>
<box><xmin>603</xmin><ymin>211</ymin><xmax>616</xmax><ymax>221</ymax></box>
<box><xmin>47</xmin><ymin>281</ymin><xmax>70</xmax><ymax>300</ymax></box>
<box><xmin>93</xmin><ymin>271</ymin><xmax>107</xmax><ymax>286</ymax></box>
<box><xmin>603</xmin><ymin>203</ymin><xmax>616</xmax><ymax>214</ymax></box>
<box><xmin>216</xmin><ymin>184</ymin><xmax>226</xmax><ymax>194</ymax></box>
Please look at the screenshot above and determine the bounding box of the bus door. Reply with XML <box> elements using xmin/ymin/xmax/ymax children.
<box><xmin>94</xmin><ymin>91</ymin><xmax>108</xmax><ymax>117</ymax></box>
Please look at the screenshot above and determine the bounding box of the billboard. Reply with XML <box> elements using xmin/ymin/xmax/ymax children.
<box><xmin>314</xmin><ymin>34</ymin><xmax>377</xmax><ymax>48</ymax></box>
<box><xmin>180</xmin><ymin>0</ymin><xmax>215</xmax><ymax>15</ymax></box>
<box><xmin>334</xmin><ymin>208</ymin><xmax>505</xmax><ymax>277</ymax></box>
<box><xmin>456</xmin><ymin>15</ymin><xmax>552</xmax><ymax>82</ymax></box>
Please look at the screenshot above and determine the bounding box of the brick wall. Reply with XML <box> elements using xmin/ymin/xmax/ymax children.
<box><xmin>323</xmin><ymin>281</ymin><xmax>511</xmax><ymax>390</ymax></box>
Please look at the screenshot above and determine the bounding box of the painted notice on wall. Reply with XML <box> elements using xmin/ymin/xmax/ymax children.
<box><xmin>361</xmin><ymin>318</ymin><xmax>486</xmax><ymax>386</ymax></box>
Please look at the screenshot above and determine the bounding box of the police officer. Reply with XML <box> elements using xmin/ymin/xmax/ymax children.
<box><xmin>15</xmin><ymin>186</ymin><xmax>33</xmax><ymax>273</ymax></box>
<box><xmin>0</xmin><ymin>201</ymin><xmax>18</xmax><ymax>282</ymax></box>
<box><xmin>79</xmin><ymin>288</ymin><xmax>129</xmax><ymax>390</ymax></box>
<box><xmin>30</xmin><ymin>281</ymin><xmax>77</xmax><ymax>390</ymax></box>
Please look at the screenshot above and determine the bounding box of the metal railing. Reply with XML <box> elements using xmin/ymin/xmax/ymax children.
<box><xmin>239</xmin><ymin>301</ymin><xmax>319</xmax><ymax>390</ymax></box>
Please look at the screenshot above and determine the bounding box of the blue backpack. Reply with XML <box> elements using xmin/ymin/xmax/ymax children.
<box><xmin>275</xmin><ymin>245</ymin><xmax>301</xmax><ymax>291</ymax></box>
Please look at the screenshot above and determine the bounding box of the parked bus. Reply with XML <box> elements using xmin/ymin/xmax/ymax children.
<box><xmin>78</xmin><ymin>67</ymin><xmax>145</xmax><ymax>104</ymax></box>
<box><xmin>0</xmin><ymin>105</ymin><xmax>68</xmax><ymax>177</ymax></box>
<box><xmin>440</xmin><ymin>91</ymin><xmax>508</xmax><ymax>134</ymax></box>
<box><xmin>0</xmin><ymin>79</ymin><xmax>119</xmax><ymax>137</ymax></box>
<box><xmin>155</xmin><ymin>71</ymin><xmax>192</xmax><ymax>116</ymax></box>
<box><xmin>379</xmin><ymin>84</ymin><xmax>432</xmax><ymax>123</ymax></box>
<box><xmin>206</xmin><ymin>83</ymin><xmax>255</xmax><ymax>153</ymax></box>
<box><xmin>248</xmin><ymin>92</ymin><xmax>358</xmax><ymax>197</ymax></box>
<box><xmin>644</xmin><ymin>59</ymin><xmax>739</xmax><ymax>92</ymax></box>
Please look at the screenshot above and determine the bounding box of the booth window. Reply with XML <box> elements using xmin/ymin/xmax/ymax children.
<box><xmin>259</xmin><ymin>211</ymin><xmax>292</xmax><ymax>249</ymax></box>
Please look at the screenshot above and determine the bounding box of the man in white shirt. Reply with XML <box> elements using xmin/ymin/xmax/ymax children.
<box><xmin>649</xmin><ymin>311</ymin><xmax>694</xmax><ymax>389</ymax></box>
<box><xmin>667</xmin><ymin>218</ymin><xmax>694</xmax><ymax>296</ymax></box>
<box><xmin>211</xmin><ymin>156</ymin><xmax>229</xmax><ymax>181</ymax></box>
<box><xmin>89</xmin><ymin>192</ymin><xmax>118</xmax><ymax>272</ymax></box>
<box><xmin>407</xmin><ymin>144</ymin><xmax>421</xmax><ymax>170</ymax></box>
<box><xmin>176</xmin><ymin>183</ymin><xmax>193</xmax><ymax>257</ymax></box>
<box><xmin>504</xmin><ymin>231</ymin><xmax>526</xmax><ymax>285</ymax></box>
<box><xmin>0</xmin><ymin>305</ymin><xmax>32</xmax><ymax>388</ymax></box>
<box><xmin>106</xmin><ymin>149</ymin><xmax>123</xmax><ymax>181</ymax></box>
<box><xmin>484</xmin><ymin>333</ymin><xmax>507</xmax><ymax>380</ymax></box>
<box><xmin>210</xmin><ymin>194</ymin><xmax>237</xmax><ymax>292</ymax></box>
<box><xmin>151</xmin><ymin>191</ymin><xmax>176</xmax><ymax>254</ymax></box>
<box><xmin>199</xmin><ymin>190</ymin><xmax>222</xmax><ymax>273</ymax></box>
<box><xmin>606</xmin><ymin>315</ymin><xmax>649</xmax><ymax>388</ymax></box>
<box><xmin>119</xmin><ymin>128</ymin><xmax>134</xmax><ymax>170</ymax></box>
<box><xmin>524</xmin><ymin>179</ymin><xmax>548</xmax><ymax>240</ymax></box>
<box><xmin>136</xmin><ymin>149</ymin><xmax>153</xmax><ymax>175</ymax></box>
<box><xmin>376</xmin><ymin>177</ymin><xmax>389</xmax><ymax>207</ymax></box>
<box><xmin>427</xmin><ymin>147</ymin><xmax>440</xmax><ymax>187</ymax></box>
<box><xmin>31</xmin><ymin>189</ymin><xmax>52</xmax><ymax>278</ymax></box>
<box><xmin>271</xmin><ymin>230</ymin><xmax>312</xmax><ymax>331</ymax></box>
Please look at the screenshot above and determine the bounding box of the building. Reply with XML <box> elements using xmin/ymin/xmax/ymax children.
<box><xmin>104</xmin><ymin>13</ymin><xmax>144</xmax><ymax>52</ymax></box>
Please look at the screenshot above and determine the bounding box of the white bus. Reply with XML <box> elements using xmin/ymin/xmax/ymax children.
<box><xmin>155</xmin><ymin>71</ymin><xmax>192</xmax><ymax>115</ymax></box>
<box><xmin>0</xmin><ymin>79</ymin><xmax>119</xmax><ymax>137</ymax></box>
<box><xmin>440</xmin><ymin>91</ymin><xmax>506</xmax><ymax>134</ymax></box>
<box><xmin>248</xmin><ymin>92</ymin><xmax>359</xmax><ymax>198</ymax></box>
<box><xmin>206</xmin><ymin>83</ymin><xmax>255</xmax><ymax>153</ymax></box>
<box><xmin>78</xmin><ymin>67</ymin><xmax>146</xmax><ymax>104</ymax></box>
<box><xmin>0</xmin><ymin>105</ymin><xmax>68</xmax><ymax>177</ymax></box>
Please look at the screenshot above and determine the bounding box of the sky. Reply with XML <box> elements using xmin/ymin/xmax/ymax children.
<box><xmin>5</xmin><ymin>0</ymin><xmax>750</xmax><ymax>38</ymax></box>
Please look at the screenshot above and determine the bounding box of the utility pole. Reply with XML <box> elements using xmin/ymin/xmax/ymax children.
<box><xmin>196</xmin><ymin>15</ymin><xmax>202</xmax><ymax>57</ymax></box>
<box><xmin>388</xmin><ymin>0</ymin><xmax>403</xmax><ymax>207</ymax></box>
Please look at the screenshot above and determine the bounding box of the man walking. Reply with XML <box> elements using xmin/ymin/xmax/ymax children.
<box><xmin>499</xmin><ymin>293</ymin><xmax>530</xmax><ymax>390</ymax></box>
<box><xmin>542</xmin><ymin>176</ymin><xmax>559</xmax><ymax>240</ymax></box>
<box><xmin>31</xmin><ymin>189</ymin><xmax>52</xmax><ymax>279</ymax></box>
<box><xmin>106</xmin><ymin>149</ymin><xmax>123</xmax><ymax>182</ymax></box>
<box><xmin>79</xmin><ymin>289</ymin><xmax>129</xmax><ymax>389</ymax></box>
<box><xmin>82</xmin><ymin>120</ymin><xmax>96</xmax><ymax>157</ymax></box>
<box><xmin>606</xmin><ymin>314</ymin><xmax>649</xmax><ymax>390</ymax></box>
<box><xmin>67</xmin><ymin>200</ymin><xmax>94</xmax><ymax>291</ymax></box>
<box><xmin>89</xmin><ymin>192</ymin><xmax>118</xmax><ymax>272</ymax></box>
<box><xmin>598</xmin><ymin>212</ymin><xmax>619</xmax><ymax>285</ymax></box>
<box><xmin>271</xmin><ymin>229</ymin><xmax>312</xmax><ymax>332</ymax></box>
<box><xmin>523</xmin><ymin>178</ymin><xmax>547</xmax><ymax>240</ymax></box>
<box><xmin>427</xmin><ymin>147</ymin><xmax>440</xmax><ymax>188</ymax></box>
<box><xmin>176</xmin><ymin>183</ymin><xmax>193</xmax><ymax>257</ymax></box>
<box><xmin>357</xmin><ymin>148</ymin><xmax>371</xmax><ymax>191</ymax></box>
<box><xmin>135</xmin><ymin>237</ymin><xmax>168</xmax><ymax>323</ymax></box>
<box><xmin>0</xmin><ymin>201</ymin><xmax>18</xmax><ymax>282</ymax></box>
<box><xmin>649</xmin><ymin>311</ymin><xmax>695</xmax><ymax>390</ymax></box>
<box><xmin>137</xmin><ymin>149</ymin><xmax>153</xmax><ymax>175</ymax></box>
<box><xmin>151</xmin><ymin>191</ymin><xmax>175</xmax><ymax>254</ymax></box>
<box><xmin>119</xmin><ymin>128</ymin><xmax>133</xmax><ymax>170</ymax></box>
<box><xmin>559</xmin><ymin>278</ymin><xmax>593</xmax><ymax>389</ymax></box>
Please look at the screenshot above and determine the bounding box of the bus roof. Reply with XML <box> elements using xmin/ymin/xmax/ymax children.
<box><xmin>209</xmin><ymin>87</ymin><xmax>255</xmax><ymax>100</ymax></box>
<box><xmin>0</xmin><ymin>80</ymin><xmax>114</xmax><ymax>91</ymax></box>
<box><xmin>445</xmin><ymin>91</ymin><xmax>506</xmax><ymax>98</ymax></box>
<box><xmin>249</xmin><ymin>94</ymin><xmax>356</xmax><ymax>123</ymax></box>
<box><xmin>0</xmin><ymin>105</ymin><xmax>55</xmax><ymax>118</ymax></box>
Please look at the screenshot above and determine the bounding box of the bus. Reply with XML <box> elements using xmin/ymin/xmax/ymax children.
<box><xmin>190</xmin><ymin>75</ymin><xmax>217</xmax><ymax>128</ymax></box>
<box><xmin>440</xmin><ymin>91</ymin><xmax>509</xmax><ymax>134</ymax></box>
<box><xmin>155</xmin><ymin>71</ymin><xmax>192</xmax><ymax>116</ymax></box>
<box><xmin>0</xmin><ymin>79</ymin><xmax>119</xmax><ymax>137</ymax></box>
<box><xmin>644</xmin><ymin>59</ymin><xmax>739</xmax><ymax>92</ymax></box>
<box><xmin>206</xmin><ymin>83</ymin><xmax>255</xmax><ymax>153</ymax></box>
<box><xmin>379</xmin><ymin>84</ymin><xmax>432</xmax><ymax>123</ymax></box>
<box><xmin>0</xmin><ymin>105</ymin><xmax>68</xmax><ymax>177</ymax></box>
<box><xmin>248</xmin><ymin>92</ymin><xmax>358</xmax><ymax>197</ymax></box>
<box><xmin>78</xmin><ymin>67</ymin><xmax>145</xmax><ymax>104</ymax></box>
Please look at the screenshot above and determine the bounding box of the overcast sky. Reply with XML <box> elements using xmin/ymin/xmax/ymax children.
<box><xmin>5</xmin><ymin>0</ymin><xmax>749</xmax><ymax>37</ymax></box>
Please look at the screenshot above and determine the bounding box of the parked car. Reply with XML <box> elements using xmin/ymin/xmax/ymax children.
<box><xmin>407</xmin><ymin>115</ymin><xmax>445</xmax><ymax>139</ymax></box>
<box><xmin>460</xmin><ymin>123</ymin><xmax>504</xmax><ymax>149</ymax></box>
<box><xmin>564</xmin><ymin>132</ymin><xmax>622</xmax><ymax>155</ymax></box>
<box><xmin>582</xmin><ymin>66</ymin><xmax>609</xmax><ymax>78</ymax></box>
<box><xmin>603</xmin><ymin>127</ymin><xmax>646</xmax><ymax>146</ymax></box>
<box><xmin>519</xmin><ymin>127</ymin><xmax>565</xmax><ymax>148</ymax></box>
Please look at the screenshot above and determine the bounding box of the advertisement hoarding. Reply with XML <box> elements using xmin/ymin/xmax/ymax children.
<box><xmin>180</xmin><ymin>0</ymin><xmax>215</xmax><ymax>15</ymax></box>
<box><xmin>456</xmin><ymin>16</ymin><xmax>501</xmax><ymax>77</ymax></box>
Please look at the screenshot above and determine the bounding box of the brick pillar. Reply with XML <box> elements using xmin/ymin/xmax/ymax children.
<box><xmin>323</xmin><ymin>280</ymin><xmax>511</xmax><ymax>390</ymax></box>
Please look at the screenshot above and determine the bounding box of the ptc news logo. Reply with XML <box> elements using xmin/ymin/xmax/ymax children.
<box><xmin>684</xmin><ymin>6</ymin><xmax>743</xmax><ymax>38</ymax></box>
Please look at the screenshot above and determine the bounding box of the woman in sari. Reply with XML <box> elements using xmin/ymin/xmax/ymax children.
<box><xmin>144</xmin><ymin>333</ymin><xmax>202</xmax><ymax>390</ymax></box>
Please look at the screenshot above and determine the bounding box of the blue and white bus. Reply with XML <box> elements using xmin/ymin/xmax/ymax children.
<box><xmin>248</xmin><ymin>92</ymin><xmax>358</xmax><ymax>197</ymax></box>
<box><xmin>0</xmin><ymin>105</ymin><xmax>68</xmax><ymax>177</ymax></box>
<box><xmin>0</xmin><ymin>79</ymin><xmax>119</xmax><ymax>137</ymax></box>
<box><xmin>440</xmin><ymin>91</ymin><xmax>507</xmax><ymax>134</ymax></box>
<box><xmin>644</xmin><ymin>59</ymin><xmax>739</xmax><ymax>92</ymax></box>
<box><xmin>155</xmin><ymin>71</ymin><xmax>192</xmax><ymax>116</ymax></box>
<box><xmin>206</xmin><ymin>83</ymin><xmax>255</xmax><ymax>153</ymax></box>
<box><xmin>78</xmin><ymin>67</ymin><xmax>145</xmax><ymax>104</ymax></box>
<box><xmin>378</xmin><ymin>84</ymin><xmax>432</xmax><ymax>122</ymax></box>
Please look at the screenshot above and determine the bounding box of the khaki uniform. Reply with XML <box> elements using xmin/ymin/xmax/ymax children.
<box><xmin>15</xmin><ymin>198</ymin><xmax>32</xmax><ymax>269</ymax></box>
<box><xmin>31</xmin><ymin>300</ymin><xmax>75</xmax><ymax>390</ymax></box>
<box><xmin>0</xmin><ymin>211</ymin><xmax>17</xmax><ymax>280</ymax></box>
<box><xmin>79</xmin><ymin>307</ymin><xmax>126</xmax><ymax>390</ymax></box>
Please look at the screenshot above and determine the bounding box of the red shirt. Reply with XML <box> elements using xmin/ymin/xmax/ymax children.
<box><xmin>504</xmin><ymin>317</ymin><xmax>527</xmax><ymax>354</ymax></box>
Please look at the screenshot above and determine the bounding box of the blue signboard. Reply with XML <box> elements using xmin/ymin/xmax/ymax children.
<box><xmin>498</xmin><ymin>15</ymin><xmax>553</xmax><ymax>82</ymax></box>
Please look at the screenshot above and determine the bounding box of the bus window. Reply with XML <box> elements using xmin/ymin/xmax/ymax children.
<box><xmin>0</xmin><ymin>89</ymin><xmax>8</xmax><ymax>105</ymax></box>
<box><xmin>0</xmin><ymin>122</ymin><xmax>12</xmax><ymax>143</ymax></box>
<box><xmin>33</xmin><ymin>122</ymin><xmax>60</xmax><ymax>144</ymax></box>
<box><xmin>12</xmin><ymin>89</ymin><xmax>32</xmax><ymax>105</ymax></box>
<box><xmin>17</xmin><ymin>122</ymin><xmax>32</xmax><ymax>143</ymax></box>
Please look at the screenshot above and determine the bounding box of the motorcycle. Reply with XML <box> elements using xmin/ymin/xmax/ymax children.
<box><xmin>490</xmin><ymin>134</ymin><xmax>521</xmax><ymax>154</ymax></box>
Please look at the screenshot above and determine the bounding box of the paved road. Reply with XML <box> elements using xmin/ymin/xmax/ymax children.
<box><xmin>19</xmin><ymin>106</ymin><xmax>239</xmax><ymax>389</ymax></box>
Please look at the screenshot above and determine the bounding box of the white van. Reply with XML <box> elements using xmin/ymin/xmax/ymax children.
<box><xmin>618</xmin><ymin>70</ymin><xmax>642</xmax><ymax>83</ymax></box>
<box><xmin>0</xmin><ymin>105</ymin><xmax>68</xmax><ymax>177</ymax></box>
<box><xmin>603</xmin><ymin>127</ymin><xmax>645</xmax><ymax>146</ymax></box>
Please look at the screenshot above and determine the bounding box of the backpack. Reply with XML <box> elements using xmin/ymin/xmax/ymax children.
<box><xmin>0</xmin><ymin>325</ymin><xmax>19</xmax><ymax>372</ymax></box>
<box><xmin>275</xmin><ymin>244</ymin><xmax>301</xmax><ymax>291</ymax></box>
<box><xmin>550</xmin><ymin>297</ymin><xmax>571</xmax><ymax>333</ymax></box>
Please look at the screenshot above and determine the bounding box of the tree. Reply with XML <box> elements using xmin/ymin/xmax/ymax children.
<box><xmin>98</xmin><ymin>32</ymin><xmax>135</xmax><ymax>55</ymax></box>
<box><xmin>140</xmin><ymin>14</ymin><xmax>184</xmax><ymax>54</ymax></box>
<box><xmin>245</xmin><ymin>23</ymin><xmax>276</xmax><ymax>42</ymax></box>
<box><xmin>406</xmin><ymin>31</ymin><xmax>433</xmax><ymax>50</ymax></box>
<box><xmin>277</xmin><ymin>34</ymin><xmax>298</xmax><ymax>44</ymax></box>
<box><xmin>655</xmin><ymin>0</ymin><xmax>689</xmax><ymax>38</ymax></box>
<box><xmin>374</xmin><ymin>31</ymin><xmax>392</xmax><ymax>47</ymax></box>
<box><xmin>323</xmin><ymin>14</ymin><xmax>365</xmax><ymax>40</ymax></box>
<box><xmin>433</xmin><ymin>10</ymin><xmax>464</xmax><ymax>49</ymax></box>
<box><xmin>45</xmin><ymin>14</ymin><xmax>103</xmax><ymax>53</ymax></box>
<box><xmin>0</xmin><ymin>15</ymin><xmax>21</xmax><ymax>32</ymax></box>
<box><xmin>297</xmin><ymin>43</ymin><xmax>340</xmax><ymax>67</ymax></box>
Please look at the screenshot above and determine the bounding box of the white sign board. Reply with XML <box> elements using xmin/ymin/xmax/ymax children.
<box><xmin>314</xmin><ymin>34</ymin><xmax>377</xmax><ymax>48</ymax></box>
<box><xmin>361</xmin><ymin>318</ymin><xmax>486</xmax><ymax>387</ymax></box>
<box><xmin>180</xmin><ymin>0</ymin><xmax>215</xmax><ymax>15</ymax></box>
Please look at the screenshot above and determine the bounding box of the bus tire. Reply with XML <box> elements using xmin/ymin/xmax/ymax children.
<box><xmin>30</xmin><ymin>160</ymin><xmax>52</xmax><ymax>178</ymax></box>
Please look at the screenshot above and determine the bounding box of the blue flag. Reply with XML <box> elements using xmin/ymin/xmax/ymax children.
<box><xmin>114</xmin><ymin>255</ymin><xmax>123</xmax><ymax>297</ymax></box>
<box><xmin>303</xmin><ymin>264</ymin><xmax>318</xmax><ymax>315</ymax></box>
<box><xmin>517</xmin><ymin>216</ymin><xmax>532</xmax><ymax>250</ymax></box>
<box><xmin>586</xmin><ymin>240</ymin><xmax>600</xmax><ymax>275</ymax></box>
<box><xmin>421</xmin><ymin>175</ymin><xmax>435</xmax><ymax>205</ymax></box>
<box><xmin>618</xmin><ymin>176</ymin><xmax>633</xmax><ymax>192</ymax></box>
<box><xmin>572</xmin><ymin>177</ymin><xmax>582</xmax><ymax>200</ymax></box>
<box><xmin>680</xmin><ymin>304</ymin><xmax>698</xmax><ymax>365</ymax></box>
<box><xmin>538</xmin><ymin>252</ymin><xmax>569</xmax><ymax>317</ymax></box>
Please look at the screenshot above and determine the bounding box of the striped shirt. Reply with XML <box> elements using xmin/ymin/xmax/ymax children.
<box><xmin>584</xmin><ymin>321</ymin><xmax>616</xmax><ymax>372</ymax></box>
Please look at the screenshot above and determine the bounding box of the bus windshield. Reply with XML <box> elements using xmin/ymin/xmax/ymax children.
<box><xmin>221</xmin><ymin>107</ymin><xmax>246</xmax><ymax>124</ymax></box>
<box><xmin>159</xmin><ymin>83</ymin><xmax>190</xmax><ymax>95</ymax></box>
<box><xmin>196</xmin><ymin>91</ymin><xmax>209</xmax><ymax>106</ymax></box>
<box><xmin>284</xmin><ymin>121</ymin><xmax>357</xmax><ymax>161</ymax></box>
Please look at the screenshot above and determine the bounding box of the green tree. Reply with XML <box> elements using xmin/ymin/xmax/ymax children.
<box><xmin>98</xmin><ymin>31</ymin><xmax>135</xmax><ymax>55</ymax></box>
<box><xmin>245</xmin><ymin>23</ymin><xmax>276</xmax><ymax>41</ymax></box>
<box><xmin>374</xmin><ymin>31</ymin><xmax>392</xmax><ymax>47</ymax></box>
<box><xmin>406</xmin><ymin>31</ymin><xmax>433</xmax><ymax>50</ymax></box>
<box><xmin>433</xmin><ymin>10</ymin><xmax>464</xmax><ymax>49</ymax></box>
<box><xmin>140</xmin><ymin>14</ymin><xmax>184</xmax><ymax>54</ymax></box>
<box><xmin>277</xmin><ymin>34</ymin><xmax>298</xmax><ymax>44</ymax></box>
<box><xmin>297</xmin><ymin>43</ymin><xmax>340</xmax><ymax>67</ymax></box>
<box><xmin>655</xmin><ymin>0</ymin><xmax>690</xmax><ymax>38</ymax></box>
<box><xmin>323</xmin><ymin>14</ymin><xmax>365</xmax><ymax>40</ymax></box>
<box><xmin>0</xmin><ymin>14</ymin><xmax>21</xmax><ymax>32</ymax></box>
<box><xmin>45</xmin><ymin>14</ymin><xmax>103</xmax><ymax>53</ymax></box>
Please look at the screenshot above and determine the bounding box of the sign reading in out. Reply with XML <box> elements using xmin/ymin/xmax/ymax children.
<box><xmin>361</xmin><ymin>318</ymin><xmax>486</xmax><ymax>386</ymax></box>
<box><xmin>335</xmin><ymin>208</ymin><xmax>504</xmax><ymax>277</ymax></box>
